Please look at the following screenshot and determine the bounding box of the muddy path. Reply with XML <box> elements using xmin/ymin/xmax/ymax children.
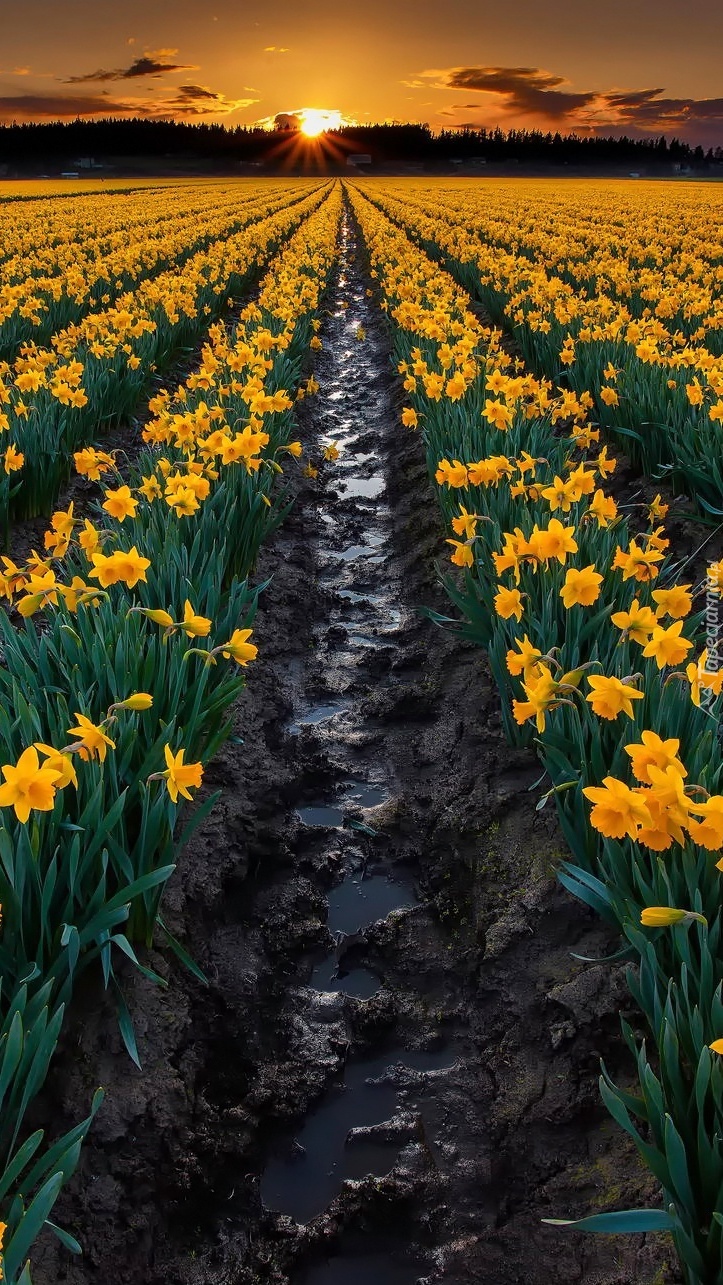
<box><xmin>31</xmin><ymin>209</ymin><xmax>675</xmax><ymax>1285</ymax></box>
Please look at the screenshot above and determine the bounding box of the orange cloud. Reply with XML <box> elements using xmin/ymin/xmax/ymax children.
<box><xmin>0</xmin><ymin>85</ymin><xmax>257</xmax><ymax>122</ymax></box>
<box><xmin>65</xmin><ymin>51</ymin><xmax>198</xmax><ymax>84</ymax></box>
<box><xmin>425</xmin><ymin>65</ymin><xmax>723</xmax><ymax>138</ymax></box>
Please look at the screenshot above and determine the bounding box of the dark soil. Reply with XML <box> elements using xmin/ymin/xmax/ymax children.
<box><xmin>29</xmin><ymin>210</ymin><xmax>677</xmax><ymax>1285</ymax></box>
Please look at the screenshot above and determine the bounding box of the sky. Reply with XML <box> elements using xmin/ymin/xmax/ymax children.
<box><xmin>2</xmin><ymin>0</ymin><xmax>723</xmax><ymax>146</ymax></box>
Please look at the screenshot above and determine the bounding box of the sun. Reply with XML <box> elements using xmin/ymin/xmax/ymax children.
<box><xmin>299</xmin><ymin>108</ymin><xmax>342</xmax><ymax>137</ymax></box>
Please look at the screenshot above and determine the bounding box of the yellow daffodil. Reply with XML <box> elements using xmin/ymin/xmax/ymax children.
<box><xmin>181</xmin><ymin>600</ymin><xmax>212</xmax><ymax>638</ymax></box>
<box><xmin>586</xmin><ymin>675</ymin><xmax>644</xmax><ymax>720</ymax></box>
<box><xmin>159</xmin><ymin>744</ymin><xmax>204</xmax><ymax>804</ymax></box>
<box><xmin>220</xmin><ymin>628</ymin><xmax>258</xmax><ymax>666</ymax></box>
<box><xmin>583</xmin><ymin>776</ymin><xmax>653</xmax><ymax>839</ymax></box>
<box><xmin>560</xmin><ymin>564</ymin><xmax>603</xmax><ymax>609</ymax></box>
<box><xmin>0</xmin><ymin>747</ymin><xmax>63</xmax><ymax>823</ymax></box>
<box><xmin>65</xmin><ymin>714</ymin><xmax>116</xmax><ymax>763</ymax></box>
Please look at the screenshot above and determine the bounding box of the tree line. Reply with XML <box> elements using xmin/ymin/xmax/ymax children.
<box><xmin>0</xmin><ymin>117</ymin><xmax>719</xmax><ymax>168</ymax></box>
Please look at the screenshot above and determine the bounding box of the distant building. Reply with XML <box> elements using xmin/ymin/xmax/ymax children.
<box><xmin>450</xmin><ymin>157</ymin><xmax>486</xmax><ymax>169</ymax></box>
<box><xmin>74</xmin><ymin>157</ymin><xmax>104</xmax><ymax>170</ymax></box>
<box><xmin>347</xmin><ymin>154</ymin><xmax>372</xmax><ymax>167</ymax></box>
<box><xmin>60</xmin><ymin>172</ymin><xmax>80</xmax><ymax>178</ymax></box>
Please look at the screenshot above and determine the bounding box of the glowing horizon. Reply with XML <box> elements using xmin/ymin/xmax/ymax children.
<box><xmin>299</xmin><ymin>108</ymin><xmax>343</xmax><ymax>136</ymax></box>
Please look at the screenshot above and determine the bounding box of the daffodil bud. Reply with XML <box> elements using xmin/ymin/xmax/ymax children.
<box><xmin>116</xmin><ymin>693</ymin><xmax>154</xmax><ymax>712</ymax></box>
<box><xmin>139</xmin><ymin>608</ymin><xmax>175</xmax><ymax>628</ymax></box>
<box><xmin>640</xmin><ymin>906</ymin><xmax>706</xmax><ymax>928</ymax></box>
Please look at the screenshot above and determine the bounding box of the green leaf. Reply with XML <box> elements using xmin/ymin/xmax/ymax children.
<box><xmin>605</xmin><ymin>424</ymin><xmax>644</xmax><ymax>444</ymax></box>
<box><xmin>175</xmin><ymin>792</ymin><xmax>221</xmax><ymax>853</ymax></box>
<box><xmin>110</xmin><ymin>935</ymin><xmax>167</xmax><ymax>988</ymax></box>
<box><xmin>542</xmin><ymin>1209</ymin><xmax>677</xmax><ymax>1234</ymax></box>
<box><xmin>46</xmin><ymin>1220</ymin><xmax>83</xmax><ymax>1255</ymax></box>
<box><xmin>3</xmin><ymin>1172</ymin><xmax>65</xmax><ymax>1279</ymax></box>
<box><xmin>0</xmin><ymin>1132</ymin><xmax>44</xmax><ymax>1203</ymax></box>
<box><xmin>345</xmin><ymin>819</ymin><xmax>379</xmax><ymax>837</ymax></box>
<box><xmin>157</xmin><ymin>918</ymin><xmax>207</xmax><ymax>985</ymax></box>
<box><xmin>112</xmin><ymin>983</ymin><xmax>141</xmax><ymax>1068</ymax></box>
<box><xmin>570</xmin><ymin>944</ymin><xmax>634</xmax><ymax>964</ymax></box>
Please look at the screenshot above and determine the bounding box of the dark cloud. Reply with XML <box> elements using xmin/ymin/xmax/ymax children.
<box><xmin>174</xmin><ymin>84</ymin><xmax>219</xmax><ymax>101</ymax></box>
<box><xmin>603</xmin><ymin>88</ymin><xmax>666</xmax><ymax>109</ymax></box>
<box><xmin>442</xmin><ymin>65</ymin><xmax>597</xmax><ymax>119</ymax></box>
<box><xmin>161</xmin><ymin>84</ymin><xmax>254</xmax><ymax>115</ymax></box>
<box><xmin>600</xmin><ymin>89</ymin><xmax>723</xmax><ymax>126</ymax></box>
<box><xmin>435</xmin><ymin>66</ymin><xmax>596</xmax><ymax>119</ymax></box>
<box><xmin>1</xmin><ymin>45</ymin><xmax>251</xmax><ymax>122</ymax></box>
<box><xmin>427</xmin><ymin>65</ymin><xmax>723</xmax><ymax>139</ymax></box>
<box><xmin>0</xmin><ymin>93</ymin><xmax>154</xmax><ymax>118</ymax></box>
<box><xmin>65</xmin><ymin>53</ymin><xmax>197</xmax><ymax>83</ymax></box>
<box><xmin>0</xmin><ymin>85</ymin><xmax>256</xmax><ymax>122</ymax></box>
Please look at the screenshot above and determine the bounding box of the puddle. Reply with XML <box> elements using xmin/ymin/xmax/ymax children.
<box><xmin>342</xmin><ymin>781</ymin><xmax>389</xmax><ymax>808</ymax></box>
<box><xmin>287</xmin><ymin>701</ymin><xmax>350</xmax><ymax>735</ymax></box>
<box><xmin>347</xmin><ymin>630</ymin><xmax>378</xmax><ymax>649</ymax></box>
<box><xmin>330</xmin><ymin>534</ymin><xmax>386</xmax><ymax>566</ymax></box>
<box><xmin>338</xmin><ymin>476</ymin><xmax>386</xmax><ymax>499</ymax></box>
<box><xmin>310</xmin><ymin>956</ymin><xmax>380</xmax><ymax>998</ymax></box>
<box><xmin>261</xmin><ymin>1048</ymin><xmax>454</xmax><ymax>1223</ymax></box>
<box><xmin>297</xmin><ymin>805</ymin><xmax>345</xmax><ymax>828</ymax></box>
<box><xmin>358</xmin><ymin>611</ymin><xmax>401</xmax><ymax>634</ymax></box>
<box><xmin>339</xmin><ymin>451</ymin><xmax>374</xmax><ymax>467</ymax></box>
<box><xmin>337</xmin><ymin>544</ymin><xmax>376</xmax><ymax>563</ymax></box>
<box><xmin>335</xmin><ymin>590</ymin><xmax>402</xmax><ymax>627</ymax></box>
<box><xmin>336</xmin><ymin>589</ymin><xmax>375</xmax><ymax>604</ymax></box>
<box><xmin>327</xmin><ymin>874</ymin><xmax>415</xmax><ymax>935</ymax></box>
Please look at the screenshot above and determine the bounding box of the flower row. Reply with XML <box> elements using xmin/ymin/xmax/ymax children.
<box><xmin>0</xmin><ymin>181</ymin><xmax>329</xmax><ymax>528</ymax></box>
<box><xmin>0</xmin><ymin>180</ymin><xmax>306</xmax><ymax>359</ymax></box>
<box><xmin>357</xmin><ymin>179</ymin><xmax>723</xmax><ymax>512</ymax></box>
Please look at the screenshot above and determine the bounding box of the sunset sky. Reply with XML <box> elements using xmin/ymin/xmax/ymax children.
<box><xmin>3</xmin><ymin>0</ymin><xmax>723</xmax><ymax>146</ymax></box>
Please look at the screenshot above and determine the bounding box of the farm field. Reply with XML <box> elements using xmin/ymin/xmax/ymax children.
<box><xmin>0</xmin><ymin>174</ymin><xmax>722</xmax><ymax>1285</ymax></box>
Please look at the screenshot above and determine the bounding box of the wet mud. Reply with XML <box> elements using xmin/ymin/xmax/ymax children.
<box><xmin>30</xmin><ymin>210</ymin><xmax>677</xmax><ymax>1285</ymax></box>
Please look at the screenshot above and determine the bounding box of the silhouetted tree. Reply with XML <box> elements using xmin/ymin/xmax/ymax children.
<box><xmin>0</xmin><ymin>116</ymin><xmax>717</xmax><ymax>172</ymax></box>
